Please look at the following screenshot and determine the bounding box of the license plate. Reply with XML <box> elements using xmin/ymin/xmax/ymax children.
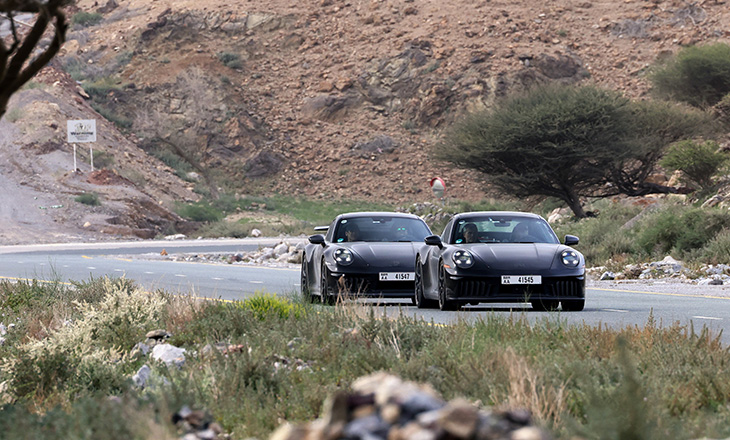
<box><xmin>379</xmin><ymin>272</ymin><xmax>415</xmax><ymax>281</ymax></box>
<box><xmin>501</xmin><ymin>275</ymin><xmax>542</xmax><ymax>285</ymax></box>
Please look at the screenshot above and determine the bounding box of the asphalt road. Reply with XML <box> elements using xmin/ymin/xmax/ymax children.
<box><xmin>2</xmin><ymin>239</ymin><xmax>730</xmax><ymax>347</ymax></box>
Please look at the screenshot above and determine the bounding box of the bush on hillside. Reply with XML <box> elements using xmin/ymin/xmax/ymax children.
<box><xmin>660</xmin><ymin>140</ymin><xmax>728</xmax><ymax>189</ymax></box>
<box><xmin>72</xmin><ymin>12</ymin><xmax>103</xmax><ymax>28</ymax></box>
<box><xmin>635</xmin><ymin>206</ymin><xmax>730</xmax><ymax>258</ymax></box>
<box><xmin>650</xmin><ymin>43</ymin><xmax>730</xmax><ymax>108</ymax></box>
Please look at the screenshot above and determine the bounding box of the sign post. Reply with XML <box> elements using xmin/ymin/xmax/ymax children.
<box><xmin>66</xmin><ymin>119</ymin><xmax>97</xmax><ymax>172</ymax></box>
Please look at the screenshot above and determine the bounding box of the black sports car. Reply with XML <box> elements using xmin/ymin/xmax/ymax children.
<box><xmin>301</xmin><ymin>212</ymin><xmax>433</xmax><ymax>304</ymax></box>
<box><xmin>415</xmin><ymin>211</ymin><xmax>585</xmax><ymax>311</ymax></box>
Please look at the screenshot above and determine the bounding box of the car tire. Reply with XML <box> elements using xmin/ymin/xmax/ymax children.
<box><xmin>300</xmin><ymin>259</ymin><xmax>316</xmax><ymax>303</ymax></box>
<box><xmin>437</xmin><ymin>261</ymin><xmax>458</xmax><ymax>311</ymax></box>
<box><xmin>531</xmin><ymin>299</ymin><xmax>559</xmax><ymax>311</ymax></box>
<box><xmin>415</xmin><ymin>259</ymin><xmax>436</xmax><ymax>309</ymax></box>
<box><xmin>320</xmin><ymin>260</ymin><xmax>335</xmax><ymax>305</ymax></box>
<box><xmin>561</xmin><ymin>299</ymin><xmax>585</xmax><ymax>311</ymax></box>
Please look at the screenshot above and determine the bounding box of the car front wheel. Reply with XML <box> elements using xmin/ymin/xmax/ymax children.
<box><xmin>561</xmin><ymin>299</ymin><xmax>585</xmax><ymax>311</ymax></box>
<box><xmin>437</xmin><ymin>261</ymin><xmax>457</xmax><ymax>311</ymax></box>
<box><xmin>320</xmin><ymin>260</ymin><xmax>335</xmax><ymax>305</ymax></box>
<box><xmin>300</xmin><ymin>259</ymin><xmax>316</xmax><ymax>303</ymax></box>
<box><xmin>415</xmin><ymin>259</ymin><xmax>436</xmax><ymax>309</ymax></box>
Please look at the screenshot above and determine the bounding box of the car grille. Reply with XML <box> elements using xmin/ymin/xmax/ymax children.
<box><xmin>337</xmin><ymin>275</ymin><xmax>414</xmax><ymax>295</ymax></box>
<box><xmin>544</xmin><ymin>280</ymin><xmax>584</xmax><ymax>298</ymax></box>
<box><xmin>454</xmin><ymin>278</ymin><xmax>583</xmax><ymax>298</ymax></box>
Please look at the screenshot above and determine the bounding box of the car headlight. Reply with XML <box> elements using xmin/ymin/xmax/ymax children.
<box><xmin>334</xmin><ymin>248</ymin><xmax>354</xmax><ymax>265</ymax></box>
<box><xmin>561</xmin><ymin>250</ymin><xmax>580</xmax><ymax>267</ymax></box>
<box><xmin>452</xmin><ymin>250</ymin><xmax>474</xmax><ymax>269</ymax></box>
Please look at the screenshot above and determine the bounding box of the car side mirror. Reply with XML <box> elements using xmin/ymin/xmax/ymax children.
<box><xmin>564</xmin><ymin>235</ymin><xmax>579</xmax><ymax>246</ymax></box>
<box><xmin>308</xmin><ymin>234</ymin><xmax>326</xmax><ymax>246</ymax></box>
<box><xmin>424</xmin><ymin>235</ymin><xmax>443</xmax><ymax>248</ymax></box>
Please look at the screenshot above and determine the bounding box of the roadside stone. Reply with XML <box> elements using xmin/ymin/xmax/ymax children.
<box><xmin>146</xmin><ymin>329</ymin><xmax>172</xmax><ymax>340</ymax></box>
<box><xmin>132</xmin><ymin>364</ymin><xmax>151</xmax><ymax>388</ymax></box>
<box><xmin>151</xmin><ymin>343</ymin><xmax>186</xmax><ymax>368</ymax></box>
<box><xmin>270</xmin><ymin>372</ymin><xmax>551</xmax><ymax>440</ymax></box>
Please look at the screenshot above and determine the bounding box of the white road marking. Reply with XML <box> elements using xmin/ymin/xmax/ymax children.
<box><xmin>212</xmin><ymin>277</ymin><xmax>224</xmax><ymax>281</ymax></box>
<box><xmin>175</xmin><ymin>274</ymin><xmax>186</xmax><ymax>277</ymax></box>
<box><xmin>144</xmin><ymin>271</ymin><xmax>154</xmax><ymax>274</ymax></box>
<box><xmin>603</xmin><ymin>308</ymin><xmax>629</xmax><ymax>313</ymax></box>
<box><xmin>250</xmin><ymin>280</ymin><xmax>263</xmax><ymax>284</ymax></box>
<box><xmin>693</xmin><ymin>315</ymin><xmax>722</xmax><ymax>321</ymax></box>
<box><xmin>87</xmin><ymin>267</ymin><xmax>96</xmax><ymax>270</ymax></box>
<box><xmin>114</xmin><ymin>269</ymin><xmax>124</xmax><ymax>272</ymax></box>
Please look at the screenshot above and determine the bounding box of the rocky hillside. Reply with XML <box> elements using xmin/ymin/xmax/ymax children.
<box><xmin>2</xmin><ymin>0</ymin><xmax>729</xmax><ymax>244</ymax></box>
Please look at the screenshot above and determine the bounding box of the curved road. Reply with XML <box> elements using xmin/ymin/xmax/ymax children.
<box><xmin>2</xmin><ymin>239</ymin><xmax>730</xmax><ymax>347</ymax></box>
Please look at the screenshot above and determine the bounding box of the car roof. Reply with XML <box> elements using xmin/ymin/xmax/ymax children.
<box><xmin>336</xmin><ymin>211</ymin><xmax>423</xmax><ymax>220</ymax></box>
<box><xmin>452</xmin><ymin>211</ymin><xmax>544</xmax><ymax>221</ymax></box>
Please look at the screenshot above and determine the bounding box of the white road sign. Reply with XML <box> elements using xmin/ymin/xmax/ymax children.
<box><xmin>67</xmin><ymin>119</ymin><xmax>96</xmax><ymax>143</ymax></box>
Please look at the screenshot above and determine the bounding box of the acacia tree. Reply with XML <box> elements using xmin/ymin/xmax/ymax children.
<box><xmin>437</xmin><ymin>85</ymin><xmax>714</xmax><ymax>218</ymax></box>
<box><xmin>0</xmin><ymin>0</ymin><xmax>71</xmax><ymax>120</ymax></box>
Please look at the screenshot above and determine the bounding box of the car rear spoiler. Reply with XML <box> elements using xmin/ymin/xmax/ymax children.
<box><xmin>314</xmin><ymin>226</ymin><xmax>329</xmax><ymax>231</ymax></box>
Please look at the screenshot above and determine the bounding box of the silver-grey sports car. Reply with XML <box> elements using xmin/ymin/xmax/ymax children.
<box><xmin>415</xmin><ymin>211</ymin><xmax>585</xmax><ymax>311</ymax></box>
<box><xmin>301</xmin><ymin>212</ymin><xmax>433</xmax><ymax>304</ymax></box>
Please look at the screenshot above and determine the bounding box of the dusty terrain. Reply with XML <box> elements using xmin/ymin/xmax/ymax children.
<box><xmin>1</xmin><ymin>0</ymin><xmax>729</xmax><ymax>244</ymax></box>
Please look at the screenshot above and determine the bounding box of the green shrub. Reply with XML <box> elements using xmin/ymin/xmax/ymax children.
<box><xmin>217</xmin><ymin>52</ymin><xmax>243</xmax><ymax>69</ymax></box>
<box><xmin>661</xmin><ymin>140</ymin><xmax>728</xmax><ymax>188</ymax></box>
<box><xmin>650</xmin><ymin>43</ymin><xmax>730</xmax><ymax>108</ymax></box>
<box><xmin>90</xmin><ymin>102</ymin><xmax>133</xmax><ymax>129</ymax></box>
<box><xmin>72</xmin><ymin>12</ymin><xmax>103</xmax><ymax>28</ymax></box>
<box><xmin>635</xmin><ymin>206</ymin><xmax>730</xmax><ymax>258</ymax></box>
<box><xmin>236</xmin><ymin>293</ymin><xmax>306</xmax><ymax>321</ymax></box>
<box><xmin>698</xmin><ymin>229</ymin><xmax>730</xmax><ymax>264</ymax></box>
<box><xmin>195</xmin><ymin>220</ymin><xmax>253</xmax><ymax>238</ymax></box>
<box><xmin>92</xmin><ymin>150</ymin><xmax>115</xmax><ymax>169</ymax></box>
<box><xmin>176</xmin><ymin>202</ymin><xmax>223</xmax><ymax>222</ymax></box>
<box><xmin>4</xmin><ymin>107</ymin><xmax>23</xmax><ymax>122</ymax></box>
<box><xmin>74</xmin><ymin>192</ymin><xmax>100</xmax><ymax>206</ymax></box>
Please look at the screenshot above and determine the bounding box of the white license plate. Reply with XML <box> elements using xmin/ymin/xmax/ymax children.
<box><xmin>379</xmin><ymin>272</ymin><xmax>415</xmax><ymax>281</ymax></box>
<box><xmin>501</xmin><ymin>275</ymin><xmax>542</xmax><ymax>285</ymax></box>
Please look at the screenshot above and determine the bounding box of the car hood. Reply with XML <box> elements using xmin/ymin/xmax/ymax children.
<box><xmin>347</xmin><ymin>242</ymin><xmax>418</xmax><ymax>269</ymax></box>
<box><xmin>468</xmin><ymin>243</ymin><xmax>562</xmax><ymax>271</ymax></box>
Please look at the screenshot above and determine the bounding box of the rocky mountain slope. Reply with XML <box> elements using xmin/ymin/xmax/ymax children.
<box><xmin>1</xmin><ymin>0</ymin><xmax>729</xmax><ymax>244</ymax></box>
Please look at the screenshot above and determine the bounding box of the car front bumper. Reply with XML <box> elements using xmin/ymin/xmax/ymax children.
<box><xmin>443</xmin><ymin>273</ymin><xmax>585</xmax><ymax>303</ymax></box>
<box><xmin>326</xmin><ymin>271</ymin><xmax>415</xmax><ymax>298</ymax></box>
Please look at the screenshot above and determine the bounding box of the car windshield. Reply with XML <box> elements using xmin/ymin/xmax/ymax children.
<box><xmin>452</xmin><ymin>216</ymin><xmax>559</xmax><ymax>244</ymax></box>
<box><xmin>334</xmin><ymin>216</ymin><xmax>431</xmax><ymax>242</ymax></box>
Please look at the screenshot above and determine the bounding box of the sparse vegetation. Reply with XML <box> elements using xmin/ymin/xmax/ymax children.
<box><xmin>74</xmin><ymin>192</ymin><xmax>101</xmax><ymax>206</ymax></box>
<box><xmin>550</xmin><ymin>198</ymin><xmax>730</xmax><ymax>266</ymax></box>
<box><xmin>216</xmin><ymin>51</ymin><xmax>243</xmax><ymax>69</ymax></box>
<box><xmin>175</xmin><ymin>193</ymin><xmax>394</xmax><ymax>234</ymax></box>
<box><xmin>4</xmin><ymin>107</ymin><xmax>23</xmax><ymax>122</ymax></box>
<box><xmin>72</xmin><ymin>11</ymin><xmax>103</xmax><ymax>28</ymax></box>
<box><xmin>1</xmin><ymin>278</ymin><xmax>730</xmax><ymax>439</ymax></box>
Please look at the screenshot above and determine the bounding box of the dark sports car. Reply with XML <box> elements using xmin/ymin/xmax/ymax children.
<box><xmin>415</xmin><ymin>211</ymin><xmax>585</xmax><ymax>311</ymax></box>
<box><xmin>301</xmin><ymin>212</ymin><xmax>433</xmax><ymax>304</ymax></box>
